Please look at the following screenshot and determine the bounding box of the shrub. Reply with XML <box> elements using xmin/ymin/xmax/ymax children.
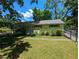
<box><xmin>50</xmin><ymin>29</ymin><xmax>64</xmax><ymax>36</ymax></box>
<box><xmin>31</xmin><ymin>33</ymin><xmax>36</xmax><ymax>37</ymax></box>
<box><xmin>0</xmin><ymin>30</ymin><xmax>2</xmax><ymax>32</ymax></box>
<box><xmin>56</xmin><ymin>29</ymin><xmax>63</xmax><ymax>36</ymax></box>
<box><xmin>40</xmin><ymin>31</ymin><xmax>44</xmax><ymax>35</ymax></box>
<box><xmin>50</xmin><ymin>30</ymin><xmax>56</xmax><ymax>36</ymax></box>
<box><xmin>0</xmin><ymin>30</ymin><xmax>8</xmax><ymax>33</ymax></box>
<box><xmin>34</xmin><ymin>31</ymin><xmax>38</xmax><ymax>36</ymax></box>
<box><xmin>44</xmin><ymin>31</ymin><xmax>49</xmax><ymax>36</ymax></box>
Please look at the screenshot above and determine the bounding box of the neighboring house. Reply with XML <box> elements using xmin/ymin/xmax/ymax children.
<box><xmin>32</xmin><ymin>19</ymin><xmax>64</xmax><ymax>35</ymax></box>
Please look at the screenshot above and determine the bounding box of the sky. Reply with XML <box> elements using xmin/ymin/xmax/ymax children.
<box><xmin>2</xmin><ymin>0</ymin><xmax>69</xmax><ymax>22</ymax></box>
<box><xmin>13</xmin><ymin>0</ymin><xmax>46</xmax><ymax>12</ymax></box>
<box><xmin>12</xmin><ymin>0</ymin><xmax>46</xmax><ymax>22</ymax></box>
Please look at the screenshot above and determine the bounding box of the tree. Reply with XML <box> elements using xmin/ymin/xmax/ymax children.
<box><xmin>64</xmin><ymin>0</ymin><xmax>78</xmax><ymax>29</ymax></box>
<box><xmin>33</xmin><ymin>7</ymin><xmax>52</xmax><ymax>21</ymax></box>
<box><xmin>43</xmin><ymin>9</ymin><xmax>52</xmax><ymax>20</ymax></box>
<box><xmin>0</xmin><ymin>0</ymin><xmax>23</xmax><ymax>15</ymax></box>
<box><xmin>45</xmin><ymin>0</ymin><xmax>62</xmax><ymax>19</ymax></box>
<box><xmin>0</xmin><ymin>0</ymin><xmax>38</xmax><ymax>32</ymax></box>
<box><xmin>0</xmin><ymin>1</ymin><xmax>38</xmax><ymax>58</ymax></box>
<box><xmin>45</xmin><ymin>0</ymin><xmax>78</xmax><ymax>29</ymax></box>
<box><xmin>0</xmin><ymin>0</ymin><xmax>38</xmax><ymax>17</ymax></box>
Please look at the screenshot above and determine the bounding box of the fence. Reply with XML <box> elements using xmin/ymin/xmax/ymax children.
<box><xmin>64</xmin><ymin>29</ymin><xmax>78</xmax><ymax>42</ymax></box>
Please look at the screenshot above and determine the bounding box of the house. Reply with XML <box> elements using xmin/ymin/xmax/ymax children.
<box><xmin>15</xmin><ymin>19</ymin><xmax>64</xmax><ymax>36</ymax></box>
<box><xmin>31</xmin><ymin>19</ymin><xmax>64</xmax><ymax>35</ymax></box>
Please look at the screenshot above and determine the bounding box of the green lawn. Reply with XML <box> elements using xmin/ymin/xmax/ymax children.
<box><xmin>17</xmin><ymin>37</ymin><xmax>77</xmax><ymax>59</ymax></box>
<box><xmin>0</xmin><ymin>27</ymin><xmax>12</xmax><ymax>33</ymax></box>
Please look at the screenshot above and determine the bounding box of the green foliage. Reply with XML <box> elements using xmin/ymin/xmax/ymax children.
<box><xmin>33</xmin><ymin>30</ymin><xmax>37</xmax><ymax>35</ymax></box>
<box><xmin>50</xmin><ymin>30</ymin><xmax>56</xmax><ymax>36</ymax></box>
<box><xmin>64</xmin><ymin>0</ymin><xmax>78</xmax><ymax>29</ymax></box>
<box><xmin>0</xmin><ymin>0</ymin><xmax>38</xmax><ymax>15</ymax></box>
<box><xmin>0</xmin><ymin>18</ymin><xmax>14</xmax><ymax>29</ymax></box>
<box><xmin>45</xmin><ymin>0</ymin><xmax>63</xmax><ymax>19</ymax></box>
<box><xmin>40</xmin><ymin>31</ymin><xmax>44</xmax><ymax>35</ymax></box>
<box><xmin>43</xmin><ymin>9</ymin><xmax>52</xmax><ymax>20</ymax></box>
<box><xmin>33</xmin><ymin>7</ymin><xmax>52</xmax><ymax>21</ymax></box>
<box><xmin>64</xmin><ymin>18</ymin><xmax>75</xmax><ymax>29</ymax></box>
<box><xmin>14</xmin><ymin>23</ymin><xmax>27</xmax><ymax>35</ymax></box>
<box><xmin>56</xmin><ymin>29</ymin><xmax>63</xmax><ymax>36</ymax></box>
<box><xmin>0</xmin><ymin>0</ymin><xmax>38</xmax><ymax>25</ymax></box>
<box><xmin>0</xmin><ymin>0</ymin><xmax>23</xmax><ymax>15</ymax></box>
<box><xmin>50</xmin><ymin>29</ymin><xmax>64</xmax><ymax>36</ymax></box>
<box><xmin>34</xmin><ymin>29</ymin><xmax>64</xmax><ymax>36</ymax></box>
<box><xmin>31</xmin><ymin>0</ymin><xmax>38</xmax><ymax>4</ymax></box>
<box><xmin>45</xmin><ymin>0</ymin><xmax>78</xmax><ymax>29</ymax></box>
<box><xmin>0</xmin><ymin>27</ymin><xmax>12</xmax><ymax>33</ymax></box>
<box><xmin>43</xmin><ymin>31</ymin><xmax>49</xmax><ymax>36</ymax></box>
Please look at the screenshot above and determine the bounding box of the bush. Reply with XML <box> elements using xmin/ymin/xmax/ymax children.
<box><xmin>50</xmin><ymin>29</ymin><xmax>64</xmax><ymax>36</ymax></box>
<box><xmin>33</xmin><ymin>31</ymin><xmax>38</xmax><ymax>36</ymax></box>
<box><xmin>44</xmin><ymin>31</ymin><xmax>49</xmax><ymax>36</ymax></box>
<box><xmin>30</xmin><ymin>31</ymin><xmax>36</xmax><ymax>37</ymax></box>
<box><xmin>40</xmin><ymin>31</ymin><xmax>44</xmax><ymax>35</ymax></box>
<box><xmin>34</xmin><ymin>30</ymin><xmax>45</xmax><ymax>36</ymax></box>
<box><xmin>56</xmin><ymin>29</ymin><xmax>63</xmax><ymax>36</ymax></box>
<box><xmin>50</xmin><ymin>30</ymin><xmax>56</xmax><ymax>36</ymax></box>
<box><xmin>32</xmin><ymin>29</ymin><xmax>63</xmax><ymax>36</ymax></box>
<box><xmin>0</xmin><ymin>30</ymin><xmax>2</xmax><ymax>32</ymax></box>
<box><xmin>0</xmin><ymin>30</ymin><xmax>7</xmax><ymax>33</ymax></box>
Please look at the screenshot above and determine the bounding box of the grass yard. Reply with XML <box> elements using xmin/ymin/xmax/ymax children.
<box><xmin>17</xmin><ymin>36</ymin><xmax>77</xmax><ymax>59</ymax></box>
<box><xmin>0</xmin><ymin>27</ymin><xmax>12</xmax><ymax>33</ymax></box>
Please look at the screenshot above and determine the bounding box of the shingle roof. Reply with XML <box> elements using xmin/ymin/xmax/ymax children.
<box><xmin>34</xmin><ymin>19</ymin><xmax>64</xmax><ymax>25</ymax></box>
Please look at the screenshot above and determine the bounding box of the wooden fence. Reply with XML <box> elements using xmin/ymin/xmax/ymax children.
<box><xmin>64</xmin><ymin>29</ymin><xmax>78</xmax><ymax>42</ymax></box>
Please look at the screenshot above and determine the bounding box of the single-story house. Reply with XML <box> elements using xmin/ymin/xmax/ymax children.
<box><xmin>32</xmin><ymin>19</ymin><xmax>64</xmax><ymax>35</ymax></box>
<box><xmin>15</xmin><ymin>19</ymin><xmax>64</xmax><ymax>36</ymax></box>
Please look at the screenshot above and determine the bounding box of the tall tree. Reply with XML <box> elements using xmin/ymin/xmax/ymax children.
<box><xmin>43</xmin><ymin>9</ymin><xmax>52</xmax><ymax>20</ymax></box>
<box><xmin>45</xmin><ymin>0</ymin><xmax>78</xmax><ymax>29</ymax></box>
<box><xmin>0</xmin><ymin>0</ymin><xmax>24</xmax><ymax>15</ymax></box>
<box><xmin>33</xmin><ymin>7</ymin><xmax>52</xmax><ymax>21</ymax></box>
<box><xmin>45</xmin><ymin>0</ymin><xmax>61</xmax><ymax>19</ymax></box>
<box><xmin>64</xmin><ymin>0</ymin><xmax>78</xmax><ymax>29</ymax></box>
<box><xmin>0</xmin><ymin>0</ymin><xmax>38</xmax><ymax>18</ymax></box>
<box><xmin>0</xmin><ymin>0</ymin><xmax>39</xmax><ymax>35</ymax></box>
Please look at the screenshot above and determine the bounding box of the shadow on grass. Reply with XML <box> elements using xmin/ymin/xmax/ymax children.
<box><xmin>6</xmin><ymin>41</ymin><xmax>31</xmax><ymax>59</ymax></box>
<box><xmin>0</xmin><ymin>33</ymin><xmax>32</xmax><ymax>59</ymax></box>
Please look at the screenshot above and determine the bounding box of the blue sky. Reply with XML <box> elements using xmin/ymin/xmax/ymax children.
<box><xmin>2</xmin><ymin>0</ymin><xmax>71</xmax><ymax>22</ymax></box>
<box><xmin>13</xmin><ymin>0</ymin><xmax>46</xmax><ymax>12</ymax></box>
<box><xmin>12</xmin><ymin>0</ymin><xmax>46</xmax><ymax>22</ymax></box>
